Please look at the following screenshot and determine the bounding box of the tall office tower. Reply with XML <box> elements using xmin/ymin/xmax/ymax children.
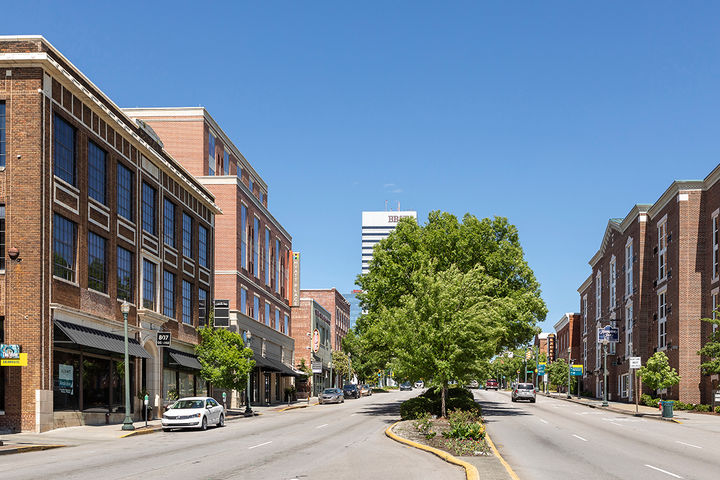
<box><xmin>361</xmin><ymin>210</ymin><xmax>417</xmax><ymax>275</ymax></box>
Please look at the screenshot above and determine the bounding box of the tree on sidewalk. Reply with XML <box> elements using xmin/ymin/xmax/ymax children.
<box><xmin>195</xmin><ymin>319</ymin><xmax>255</xmax><ymax>394</ymax></box>
<box><xmin>697</xmin><ymin>314</ymin><xmax>720</xmax><ymax>378</ymax></box>
<box><xmin>547</xmin><ymin>358</ymin><xmax>569</xmax><ymax>392</ymax></box>
<box><xmin>331</xmin><ymin>350</ymin><xmax>352</xmax><ymax>384</ymax></box>
<box><xmin>638</xmin><ymin>351</ymin><xmax>680</xmax><ymax>399</ymax></box>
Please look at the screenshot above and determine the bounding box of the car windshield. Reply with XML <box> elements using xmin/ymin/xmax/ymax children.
<box><xmin>323</xmin><ymin>388</ymin><xmax>338</xmax><ymax>394</ymax></box>
<box><xmin>517</xmin><ymin>384</ymin><xmax>534</xmax><ymax>390</ymax></box>
<box><xmin>171</xmin><ymin>399</ymin><xmax>204</xmax><ymax>409</ymax></box>
<box><xmin>343</xmin><ymin>384</ymin><xmax>355</xmax><ymax>389</ymax></box>
<box><xmin>401</xmin><ymin>382</ymin><xmax>411</xmax><ymax>386</ymax></box>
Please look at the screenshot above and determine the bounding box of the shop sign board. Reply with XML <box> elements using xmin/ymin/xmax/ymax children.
<box><xmin>311</xmin><ymin>360</ymin><xmax>323</xmax><ymax>374</ymax></box>
<box><xmin>570</xmin><ymin>364</ymin><xmax>584</xmax><ymax>376</ymax></box>
<box><xmin>1</xmin><ymin>343</ymin><xmax>20</xmax><ymax>359</ymax></box>
<box><xmin>157</xmin><ymin>331</ymin><xmax>171</xmax><ymax>347</ymax></box>
<box><xmin>58</xmin><ymin>363</ymin><xmax>73</xmax><ymax>393</ymax></box>
<box><xmin>1</xmin><ymin>352</ymin><xmax>28</xmax><ymax>366</ymax></box>
<box><xmin>597</xmin><ymin>326</ymin><xmax>620</xmax><ymax>343</ymax></box>
<box><xmin>312</xmin><ymin>329</ymin><xmax>320</xmax><ymax>353</ymax></box>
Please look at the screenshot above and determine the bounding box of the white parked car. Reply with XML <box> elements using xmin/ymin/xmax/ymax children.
<box><xmin>162</xmin><ymin>397</ymin><xmax>225</xmax><ymax>431</ymax></box>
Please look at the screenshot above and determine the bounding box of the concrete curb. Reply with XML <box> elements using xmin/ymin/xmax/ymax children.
<box><xmin>484</xmin><ymin>432</ymin><xmax>520</xmax><ymax>480</ymax></box>
<box><xmin>384</xmin><ymin>421</ymin><xmax>480</xmax><ymax>480</ymax></box>
<box><xmin>539</xmin><ymin>393</ymin><xmax>678</xmax><ymax>423</ymax></box>
<box><xmin>120</xmin><ymin>427</ymin><xmax>162</xmax><ymax>438</ymax></box>
<box><xmin>277</xmin><ymin>402</ymin><xmax>318</xmax><ymax>412</ymax></box>
<box><xmin>0</xmin><ymin>444</ymin><xmax>65</xmax><ymax>455</ymax></box>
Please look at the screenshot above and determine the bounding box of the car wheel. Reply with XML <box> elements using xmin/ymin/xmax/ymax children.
<box><xmin>531</xmin><ymin>399</ymin><xmax>536</xmax><ymax>403</ymax></box>
<box><xmin>342</xmin><ymin>398</ymin><xmax>345</xmax><ymax>403</ymax></box>
<box><xmin>163</xmin><ymin>428</ymin><xmax>171</xmax><ymax>432</ymax></box>
<box><xmin>217</xmin><ymin>414</ymin><xmax>225</xmax><ymax>427</ymax></box>
<box><xmin>200</xmin><ymin>416</ymin><xmax>207</xmax><ymax>431</ymax></box>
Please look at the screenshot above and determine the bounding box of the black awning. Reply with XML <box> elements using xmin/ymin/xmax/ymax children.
<box><xmin>168</xmin><ymin>349</ymin><xmax>203</xmax><ymax>370</ymax></box>
<box><xmin>253</xmin><ymin>353</ymin><xmax>300</xmax><ymax>377</ymax></box>
<box><xmin>54</xmin><ymin>319</ymin><xmax>151</xmax><ymax>359</ymax></box>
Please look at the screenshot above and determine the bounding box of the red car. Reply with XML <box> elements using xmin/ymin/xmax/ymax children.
<box><xmin>485</xmin><ymin>379</ymin><xmax>499</xmax><ymax>390</ymax></box>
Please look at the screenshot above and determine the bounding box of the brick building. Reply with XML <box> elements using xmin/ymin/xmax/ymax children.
<box><xmin>123</xmin><ymin>107</ymin><xmax>297</xmax><ymax>407</ymax></box>
<box><xmin>0</xmin><ymin>37</ymin><xmax>220</xmax><ymax>432</ymax></box>
<box><xmin>296</xmin><ymin>289</ymin><xmax>350</xmax><ymax>387</ymax></box>
<box><xmin>554</xmin><ymin>313</ymin><xmax>582</xmax><ymax>366</ymax></box>
<box><xmin>291</xmin><ymin>298</ymin><xmax>332</xmax><ymax>397</ymax></box>
<box><xmin>577</xmin><ymin>172</ymin><xmax>720</xmax><ymax>404</ymax></box>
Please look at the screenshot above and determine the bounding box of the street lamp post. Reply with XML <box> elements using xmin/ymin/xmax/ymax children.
<box><xmin>567</xmin><ymin>347</ymin><xmax>572</xmax><ymax>399</ymax></box>
<box><xmin>244</xmin><ymin>330</ymin><xmax>253</xmax><ymax>417</ymax></box>
<box><xmin>329</xmin><ymin>361</ymin><xmax>333</xmax><ymax>389</ymax></box>
<box><xmin>602</xmin><ymin>338</ymin><xmax>609</xmax><ymax>407</ymax></box>
<box><xmin>120</xmin><ymin>301</ymin><xmax>134</xmax><ymax>431</ymax></box>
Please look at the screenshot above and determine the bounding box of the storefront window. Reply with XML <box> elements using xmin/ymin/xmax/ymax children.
<box><xmin>163</xmin><ymin>368</ymin><xmax>178</xmax><ymax>401</ymax></box>
<box><xmin>53</xmin><ymin>350</ymin><xmax>81</xmax><ymax>411</ymax></box>
<box><xmin>195</xmin><ymin>376</ymin><xmax>208</xmax><ymax>397</ymax></box>
<box><xmin>83</xmin><ymin>357</ymin><xmax>110</xmax><ymax>410</ymax></box>
<box><xmin>179</xmin><ymin>371</ymin><xmax>194</xmax><ymax>398</ymax></box>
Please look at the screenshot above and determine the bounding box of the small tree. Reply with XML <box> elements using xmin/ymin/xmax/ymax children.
<box><xmin>638</xmin><ymin>351</ymin><xmax>680</xmax><ymax>399</ymax></box>
<box><xmin>331</xmin><ymin>350</ymin><xmax>352</xmax><ymax>384</ymax></box>
<box><xmin>195</xmin><ymin>323</ymin><xmax>254</xmax><ymax>394</ymax></box>
<box><xmin>698</xmin><ymin>315</ymin><xmax>720</xmax><ymax>378</ymax></box>
<box><xmin>548</xmin><ymin>358</ymin><xmax>569</xmax><ymax>391</ymax></box>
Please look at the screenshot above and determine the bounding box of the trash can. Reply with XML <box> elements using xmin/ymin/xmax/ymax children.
<box><xmin>661</xmin><ymin>400</ymin><xmax>674</xmax><ymax>418</ymax></box>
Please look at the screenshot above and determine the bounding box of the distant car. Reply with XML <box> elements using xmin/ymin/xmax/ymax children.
<box><xmin>467</xmin><ymin>380</ymin><xmax>479</xmax><ymax>389</ymax></box>
<box><xmin>343</xmin><ymin>384</ymin><xmax>360</xmax><ymax>398</ymax></box>
<box><xmin>414</xmin><ymin>380</ymin><xmax>424</xmax><ymax>389</ymax></box>
<box><xmin>359</xmin><ymin>384</ymin><xmax>373</xmax><ymax>396</ymax></box>
<box><xmin>485</xmin><ymin>379</ymin><xmax>499</xmax><ymax>390</ymax></box>
<box><xmin>319</xmin><ymin>388</ymin><xmax>345</xmax><ymax>404</ymax></box>
<box><xmin>511</xmin><ymin>383</ymin><xmax>536</xmax><ymax>403</ymax></box>
<box><xmin>162</xmin><ymin>397</ymin><xmax>224</xmax><ymax>431</ymax></box>
<box><xmin>399</xmin><ymin>381</ymin><xmax>412</xmax><ymax>391</ymax></box>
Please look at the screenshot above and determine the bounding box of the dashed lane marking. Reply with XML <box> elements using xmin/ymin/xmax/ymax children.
<box><xmin>539</xmin><ymin>419</ymin><xmax>549</xmax><ymax>424</ymax></box>
<box><xmin>644</xmin><ymin>464</ymin><xmax>683</xmax><ymax>478</ymax></box>
<box><xmin>675</xmin><ymin>441</ymin><xmax>702</xmax><ymax>449</ymax></box>
<box><xmin>572</xmin><ymin>434</ymin><xmax>588</xmax><ymax>442</ymax></box>
<box><xmin>248</xmin><ymin>441</ymin><xmax>272</xmax><ymax>449</ymax></box>
<box><xmin>316</xmin><ymin>423</ymin><xmax>329</xmax><ymax>429</ymax></box>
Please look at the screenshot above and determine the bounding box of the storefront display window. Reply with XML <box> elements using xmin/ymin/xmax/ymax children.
<box><xmin>195</xmin><ymin>376</ymin><xmax>208</xmax><ymax>397</ymax></box>
<box><xmin>53</xmin><ymin>350</ymin><xmax>80</xmax><ymax>411</ymax></box>
<box><xmin>163</xmin><ymin>368</ymin><xmax>178</xmax><ymax>401</ymax></box>
<box><xmin>179</xmin><ymin>371</ymin><xmax>194</xmax><ymax>398</ymax></box>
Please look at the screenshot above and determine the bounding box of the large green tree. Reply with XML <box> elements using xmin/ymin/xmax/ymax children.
<box><xmin>195</xmin><ymin>324</ymin><xmax>255</xmax><ymax>393</ymax></box>
<box><xmin>356</xmin><ymin>212</ymin><xmax>547</xmax><ymax>416</ymax></box>
<box><xmin>331</xmin><ymin>350</ymin><xmax>353</xmax><ymax>384</ymax></box>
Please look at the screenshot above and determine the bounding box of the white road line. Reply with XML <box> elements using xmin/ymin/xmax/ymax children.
<box><xmin>644</xmin><ymin>464</ymin><xmax>683</xmax><ymax>478</ymax></box>
<box><xmin>351</xmin><ymin>413</ymin><xmax>360</xmax><ymax>416</ymax></box>
<box><xmin>610</xmin><ymin>422</ymin><xmax>623</xmax><ymax>427</ymax></box>
<box><xmin>675</xmin><ymin>441</ymin><xmax>702</xmax><ymax>449</ymax></box>
<box><xmin>572</xmin><ymin>434</ymin><xmax>588</xmax><ymax>442</ymax></box>
<box><xmin>248</xmin><ymin>441</ymin><xmax>272</xmax><ymax>449</ymax></box>
<box><xmin>316</xmin><ymin>423</ymin><xmax>329</xmax><ymax>429</ymax></box>
<box><xmin>539</xmin><ymin>419</ymin><xmax>549</xmax><ymax>424</ymax></box>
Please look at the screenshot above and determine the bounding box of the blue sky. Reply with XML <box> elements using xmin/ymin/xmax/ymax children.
<box><xmin>7</xmin><ymin>2</ymin><xmax>720</xmax><ymax>332</ymax></box>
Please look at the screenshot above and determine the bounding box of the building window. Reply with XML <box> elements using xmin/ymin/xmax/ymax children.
<box><xmin>54</xmin><ymin>114</ymin><xmax>76</xmax><ymax>185</ymax></box>
<box><xmin>265</xmin><ymin>303</ymin><xmax>270</xmax><ymax>327</ymax></box>
<box><xmin>583</xmin><ymin>338</ymin><xmax>587</xmax><ymax>373</ymax></box>
<box><xmin>237</xmin><ymin>165</ymin><xmax>242</xmax><ymax>179</ymax></box>
<box><xmin>0</xmin><ymin>205</ymin><xmax>4</xmax><ymax>270</ymax></box>
<box><xmin>284</xmin><ymin>314</ymin><xmax>289</xmax><ymax>335</ymax></box>
<box><xmin>53</xmin><ymin>214</ymin><xmax>76</xmax><ymax>281</ymax></box>
<box><xmin>249</xmin><ymin>178</ymin><xmax>254</xmax><ymax>194</ymax></box>
<box><xmin>208</xmin><ymin>133</ymin><xmax>216</xmax><ymax>176</ymax></box>
<box><xmin>275</xmin><ymin>309</ymin><xmax>280</xmax><ymax>332</ymax></box>
<box><xmin>713</xmin><ymin>214</ymin><xmax>719</xmax><ymax>281</ymax></box>
<box><xmin>253</xmin><ymin>296</ymin><xmax>260</xmax><ymax>321</ymax></box>
<box><xmin>142</xmin><ymin>260</ymin><xmax>156</xmax><ymax>310</ymax></box>
<box><xmin>713</xmin><ymin>291</ymin><xmax>719</xmax><ymax>334</ymax></box>
<box><xmin>241</xmin><ymin>288</ymin><xmax>247</xmax><ymax>316</ymax></box>
<box><xmin>88</xmin><ymin>141</ymin><xmax>106</xmax><ymax>204</ymax></box>
<box><xmin>658</xmin><ymin>290</ymin><xmax>667</xmax><ymax>349</ymax></box>
<box><xmin>620</xmin><ymin>374</ymin><xmax>629</xmax><ymax>398</ymax></box>
<box><xmin>260</xmin><ymin>192</ymin><xmax>265</xmax><ymax>204</ymax></box>
<box><xmin>117</xmin><ymin>246</ymin><xmax>133</xmax><ymax>301</ymax></box>
<box><xmin>595</xmin><ymin>327</ymin><xmax>601</xmax><ymax>369</ymax></box>
<box><xmin>253</xmin><ymin>217</ymin><xmax>260</xmax><ymax>279</ymax></box>
<box><xmin>582</xmin><ymin>294</ymin><xmax>587</xmax><ymax>333</ymax></box>
<box><xmin>88</xmin><ymin>232</ymin><xmax>106</xmax><ymax>293</ymax></box>
<box><xmin>625</xmin><ymin>303</ymin><xmax>633</xmax><ymax>356</ymax></box>
<box><xmin>658</xmin><ymin>219</ymin><xmax>667</xmax><ymax>281</ymax></box>
<box><xmin>609</xmin><ymin>258</ymin><xmax>616</xmax><ymax>309</ymax></box>
<box><xmin>0</xmin><ymin>102</ymin><xmax>5</xmax><ymax>167</ymax></box>
<box><xmin>223</xmin><ymin>151</ymin><xmax>229</xmax><ymax>175</ymax></box>
<box><xmin>595</xmin><ymin>271</ymin><xmax>602</xmax><ymax>319</ymax></box>
<box><xmin>199</xmin><ymin>288</ymin><xmax>208</xmax><ymax>326</ymax></box>
<box><xmin>162</xmin><ymin>199</ymin><xmax>175</xmax><ymax>247</ymax></box>
<box><xmin>240</xmin><ymin>205</ymin><xmax>247</xmax><ymax>270</ymax></box>
<box><xmin>182</xmin><ymin>280</ymin><xmax>192</xmax><ymax>325</ymax></box>
<box><xmin>625</xmin><ymin>240</ymin><xmax>633</xmax><ymax>297</ymax></box>
<box><xmin>183</xmin><ymin>213</ymin><xmax>193</xmax><ymax>258</ymax></box>
<box><xmin>142</xmin><ymin>182</ymin><xmax>156</xmax><ymax>235</ymax></box>
<box><xmin>199</xmin><ymin>225</ymin><xmax>208</xmax><ymax>267</ymax></box>
<box><xmin>275</xmin><ymin>239</ymin><xmax>280</xmax><ymax>294</ymax></box>
<box><xmin>117</xmin><ymin>163</ymin><xmax>134</xmax><ymax>221</ymax></box>
<box><xmin>164</xmin><ymin>270</ymin><xmax>176</xmax><ymax>318</ymax></box>
<box><xmin>265</xmin><ymin>228</ymin><xmax>270</xmax><ymax>285</ymax></box>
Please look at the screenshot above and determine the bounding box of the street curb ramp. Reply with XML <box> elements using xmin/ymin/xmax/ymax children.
<box><xmin>384</xmin><ymin>421</ymin><xmax>480</xmax><ymax>480</ymax></box>
<box><xmin>0</xmin><ymin>444</ymin><xmax>66</xmax><ymax>455</ymax></box>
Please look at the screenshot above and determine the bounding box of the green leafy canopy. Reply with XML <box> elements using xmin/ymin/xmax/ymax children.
<box><xmin>195</xmin><ymin>324</ymin><xmax>255</xmax><ymax>392</ymax></box>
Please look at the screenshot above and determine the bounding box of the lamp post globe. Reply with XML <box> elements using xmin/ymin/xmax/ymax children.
<box><xmin>120</xmin><ymin>301</ymin><xmax>134</xmax><ymax>431</ymax></box>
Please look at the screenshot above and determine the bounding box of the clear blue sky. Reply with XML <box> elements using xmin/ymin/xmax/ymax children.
<box><xmin>7</xmin><ymin>2</ymin><xmax>720</xmax><ymax>332</ymax></box>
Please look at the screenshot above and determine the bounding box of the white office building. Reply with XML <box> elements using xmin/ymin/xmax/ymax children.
<box><xmin>361</xmin><ymin>210</ymin><xmax>418</xmax><ymax>274</ymax></box>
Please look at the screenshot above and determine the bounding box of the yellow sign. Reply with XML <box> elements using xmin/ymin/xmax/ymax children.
<box><xmin>1</xmin><ymin>353</ymin><xmax>28</xmax><ymax>366</ymax></box>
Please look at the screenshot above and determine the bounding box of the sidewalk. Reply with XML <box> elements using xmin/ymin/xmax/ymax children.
<box><xmin>540</xmin><ymin>391</ymin><xmax>675</xmax><ymax>420</ymax></box>
<box><xmin>0</xmin><ymin>397</ymin><xmax>319</xmax><ymax>454</ymax></box>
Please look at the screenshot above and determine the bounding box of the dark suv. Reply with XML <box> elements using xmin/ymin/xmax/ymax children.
<box><xmin>343</xmin><ymin>384</ymin><xmax>360</xmax><ymax>399</ymax></box>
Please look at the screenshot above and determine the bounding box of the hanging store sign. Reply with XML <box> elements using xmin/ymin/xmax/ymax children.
<box><xmin>1</xmin><ymin>353</ymin><xmax>28</xmax><ymax>366</ymax></box>
<box><xmin>156</xmin><ymin>331</ymin><xmax>171</xmax><ymax>347</ymax></box>
<box><xmin>312</xmin><ymin>329</ymin><xmax>320</xmax><ymax>353</ymax></box>
<box><xmin>311</xmin><ymin>360</ymin><xmax>323</xmax><ymax>374</ymax></box>
<box><xmin>1</xmin><ymin>344</ymin><xmax>20</xmax><ymax>359</ymax></box>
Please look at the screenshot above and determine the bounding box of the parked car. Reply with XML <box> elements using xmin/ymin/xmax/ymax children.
<box><xmin>467</xmin><ymin>380</ymin><xmax>479</xmax><ymax>389</ymax></box>
<box><xmin>414</xmin><ymin>380</ymin><xmax>424</xmax><ymax>389</ymax></box>
<box><xmin>399</xmin><ymin>381</ymin><xmax>412</xmax><ymax>391</ymax></box>
<box><xmin>511</xmin><ymin>383</ymin><xmax>536</xmax><ymax>403</ymax></box>
<box><xmin>359</xmin><ymin>384</ymin><xmax>373</xmax><ymax>396</ymax></box>
<box><xmin>319</xmin><ymin>388</ymin><xmax>345</xmax><ymax>404</ymax></box>
<box><xmin>485</xmin><ymin>379</ymin><xmax>499</xmax><ymax>390</ymax></box>
<box><xmin>343</xmin><ymin>384</ymin><xmax>360</xmax><ymax>398</ymax></box>
<box><xmin>162</xmin><ymin>397</ymin><xmax>224</xmax><ymax>431</ymax></box>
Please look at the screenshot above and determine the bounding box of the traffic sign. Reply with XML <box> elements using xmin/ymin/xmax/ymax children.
<box><xmin>597</xmin><ymin>325</ymin><xmax>620</xmax><ymax>343</ymax></box>
<box><xmin>570</xmin><ymin>364</ymin><xmax>583</xmax><ymax>376</ymax></box>
<box><xmin>537</xmin><ymin>363</ymin><xmax>546</xmax><ymax>375</ymax></box>
<box><xmin>629</xmin><ymin>357</ymin><xmax>642</xmax><ymax>369</ymax></box>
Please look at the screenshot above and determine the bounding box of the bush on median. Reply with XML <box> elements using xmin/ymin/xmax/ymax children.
<box><xmin>400</xmin><ymin>387</ymin><xmax>481</xmax><ymax>419</ymax></box>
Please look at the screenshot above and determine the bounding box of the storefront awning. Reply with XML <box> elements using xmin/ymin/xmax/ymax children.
<box><xmin>54</xmin><ymin>320</ymin><xmax>151</xmax><ymax>359</ymax></box>
<box><xmin>168</xmin><ymin>349</ymin><xmax>203</xmax><ymax>370</ymax></box>
<box><xmin>253</xmin><ymin>353</ymin><xmax>300</xmax><ymax>377</ymax></box>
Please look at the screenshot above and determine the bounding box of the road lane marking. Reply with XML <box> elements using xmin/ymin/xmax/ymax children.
<box><xmin>675</xmin><ymin>441</ymin><xmax>702</xmax><ymax>449</ymax></box>
<box><xmin>572</xmin><ymin>434</ymin><xmax>588</xmax><ymax>442</ymax></box>
<box><xmin>645</xmin><ymin>464</ymin><xmax>683</xmax><ymax>478</ymax></box>
<box><xmin>539</xmin><ymin>419</ymin><xmax>549</xmax><ymax>424</ymax></box>
<box><xmin>316</xmin><ymin>423</ymin><xmax>329</xmax><ymax>429</ymax></box>
<box><xmin>610</xmin><ymin>422</ymin><xmax>622</xmax><ymax>427</ymax></box>
<box><xmin>248</xmin><ymin>441</ymin><xmax>272</xmax><ymax>449</ymax></box>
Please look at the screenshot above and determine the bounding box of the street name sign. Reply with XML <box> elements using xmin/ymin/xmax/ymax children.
<box><xmin>157</xmin><ymin>331</ymin><xmax>171</xmax><ymax>347</ymax></box>
<box><xmin>570</xmin><ymin>364</ymin><xmax>583</xmax><ymax>376</ymax></box>
<box><xmin>629</xmin><ymin>357</ymin><xmax>641</xmax><ymax>369</ymax></box>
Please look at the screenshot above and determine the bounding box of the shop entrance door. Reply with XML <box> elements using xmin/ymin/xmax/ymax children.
<box><xmin>264</xmin><ymin>373</ymin><xmax>271</xmax><ymax>405</ymax></box>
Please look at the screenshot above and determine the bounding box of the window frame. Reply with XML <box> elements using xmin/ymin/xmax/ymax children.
<box><xmin>87</xmin><ymin>140</ymin><xmax>107</xmax><ymax>205</ymax></box>
<box><xmin>208</xmin><ymin>133</ymin><xmax>216</xmax><ymax>176</ymax></box>
<box><xmin>142</xmin><ymin>182</ymin><xmax>157</xmax><ymax>236</ymax></box>
<box><xmin>595</xmin><ymin>271</ymin><xmax>602</xmax><ymax>319</ymax></box>
<box><xmin>658</xmin><ymin>288</ymin><xmax>667</xmax><ymax>349</ymax></box>
<box><xmin>182</xmin><ymin>279</ymin><xmax>193</xmax><ymax>325</ymax></box>
<box><xmin>199</xmin><ymin>224</ymin><xmax>208</xmax><ymax>267</ymax></box>
<box><xmin>163</xmin><ymin>198</ymin><xmax>176</xmax><ymax>248</ymax></box>
<box><xmin>142</xmin><ymin>259</ymin><xmax>157</xmax><ymax>310</ymax></box>
<box><xmin>117</xmin><ymin>246</ymin><xmax>133</xmax><ymax>302</ymax></box>
<box><xmin>117</xmin><ymin>162</ymin><xmax>134</xmax><ymax>222</ymax></box>
<box><xmin>658</xmin><ymin>218</ymin><xmax>668</xmax><ymax>282</ymax></box>
<box><xmin>163</xmin><ymin>270</ymin><xmax>176</xmax><ymax>319</ymax></box>
<box><xmin>0</xmin><ymin>101</ymin><xmax>6</xmax><ymax>167</ymax></box>
<box><xmin>713</xmin><ymin>211</ymin><xmax>719</xmax><ymax>282</ymax></box>
<box><xmin>87</xmin><ymin>231</ymin><xmax>107</xmax><ymax>293</ymax></box>
<box><xmin>609</xmin><ymin>257</ymin><xmax>616</xmax><ymax>309</ymax></box>
<box><xmin>182</xmin><ymin>212</ymin><xmax>193</xmax><ymax>259</ymax></box>
<box><xmin>53</xmin><ymin>114</ymin><xmax>76</xmax><ymax>186</ymax></box>
<box><xmin>625</xmin><ymin>238</ymin><xmax>633</xmax><ymax>297</ymax></box>
<box><xmin>53</xmin><ymin>214</ymin><xmax>77</xmax><ymax>282</ymax></box>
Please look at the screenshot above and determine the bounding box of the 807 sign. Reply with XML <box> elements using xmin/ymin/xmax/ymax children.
<box><xmin>157</xmin><ymin>331</ymin><xmax>171</xmax><ymax>347</ymax></box>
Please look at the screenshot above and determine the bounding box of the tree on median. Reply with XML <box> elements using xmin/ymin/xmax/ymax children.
<box><xmin>356</xmin><ymin>212</ymin><xmax>547</xmax><ymax>416</ymax></box>
<box><xmin>195</xmin><ymin>318</ymin><xmax>255</xmax><ymax>394</ymax></box>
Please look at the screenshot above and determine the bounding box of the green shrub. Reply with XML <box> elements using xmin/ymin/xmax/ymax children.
<box><xmin>413</xmin><ymin>412</ymin><xmax>436</xmax><ymax>439</ymax></box>
<box><xmin>674</xmin><ymin>402</ymin><xmax>690</xmax><ymax>410</ymax></box>
<box><xmin>447</xmin><ymin>396</ymin><xmax>482</xmax><ymax>416</ymax></box>
<box><xmin>400</xmin><ymin>396</ymin><xmax>435</xmax><ymax>420</ymax></box>
<box><xmin>693</xmin><ymin>404</ymin><xmax>711</xmax><ymax>412</ymax></box>
<box><xmin>442</xmin><ymin>409</ymin><xmax>485</xmax><ymax>441</ymax></box>
<box><xmin>421</xmin><ymin>386</ymin><xmax>474</xmax><ymax>402</ymax></box>
<box><xmin>715</xmin><ymin>406</ymin><xmax>720</xmax><ymax>414</ymax></box>
<box><xmin>400</xmin><ymin>388</ymin><xmax>481</xmax><ymax>419</ymax></box>
<box><xmin>640</xmin><ymin>394</ymin><xmax>659</xmax><ymax>407</ymax></box>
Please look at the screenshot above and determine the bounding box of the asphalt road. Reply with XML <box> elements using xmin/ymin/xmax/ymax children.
<box><xmin>2</xmin><ymin>390</ymin><xmax>464</xmax><ymax>480</ymax></box>
<box><xmin>476</xmin><ymin>389</ymin><xmax>720</xmax><ymax>480</ymax></box>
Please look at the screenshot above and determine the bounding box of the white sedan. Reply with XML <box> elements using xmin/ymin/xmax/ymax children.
<box><xmin>162</xmin><ymin>396</ymin><xmax>225</xmax><ymax>431</ymax></box>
